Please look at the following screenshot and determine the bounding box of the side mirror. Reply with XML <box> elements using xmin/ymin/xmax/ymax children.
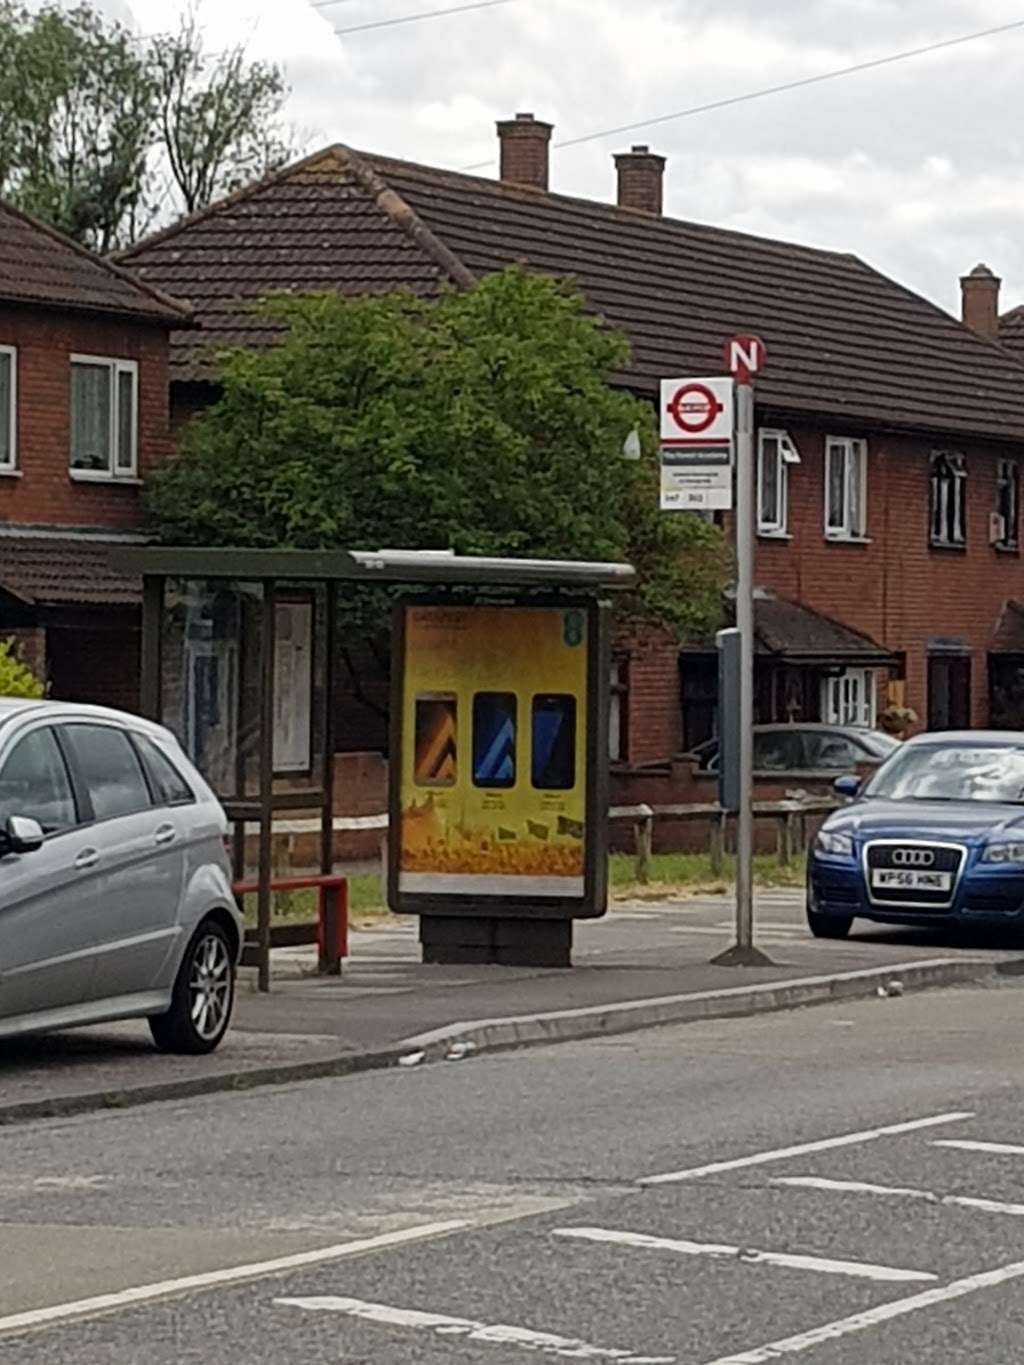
<box><xmin>0</xmin><ymin>815</ymin><xmax>45</xmax><ymax>856</ymax></box>
<box><xmin>833</xmin><ymin>774</ymin><xmax>861</xmax><ymax>799</ymax></box>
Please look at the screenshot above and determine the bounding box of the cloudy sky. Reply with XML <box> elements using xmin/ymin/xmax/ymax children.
<box><xmin>114</xmin><ymin>0</ymin><xmax>1024</xmax><ymax>316</ymax></box>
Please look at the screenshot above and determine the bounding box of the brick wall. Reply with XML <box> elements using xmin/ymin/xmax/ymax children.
<box><xmin>614</xmin><ymin>625</ymin><xmax>681</xmax><ymax>767</ymax></box>
<box><xmin>755</xmin><ymin>420</ymin><xmax>1024</xmax><ymax>728</ymax></box>
<box><xmin>0</xmin><ymin>305</ymin><xmax>172</xmax><ymax>529</ymax></box>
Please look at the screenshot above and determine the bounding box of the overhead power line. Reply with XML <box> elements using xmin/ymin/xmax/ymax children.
<box><xmin>327</xmin><ymin>0</ymin><xmax>519</xmax><ymax>38</ymax></box>
<box><xmin>462</xmin><ymin>14</ymin><xmax>1024</xmax><ymax>169</ymax></box>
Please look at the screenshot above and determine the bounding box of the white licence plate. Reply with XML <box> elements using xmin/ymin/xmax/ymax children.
<box><xmin>871</xmin><ymin>869</ymin><xmax>952</xmax><ymax>892</ymax></box>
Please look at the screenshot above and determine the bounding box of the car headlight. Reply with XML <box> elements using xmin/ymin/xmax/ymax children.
<box><xmin>815</xmin><ymin>829</ymin><xmax>854</xmax><ymax>857</ymax></box>
<box><xmin>981</xmin><ymin>841</ymin><xmax>1024</xmax><ymax>865</ymax></box>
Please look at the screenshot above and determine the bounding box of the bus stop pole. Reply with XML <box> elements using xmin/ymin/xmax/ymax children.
<box><xmin>734</xmin><ymin>378</ymin><xmax>755</xmax><ymax>954</ymax></box>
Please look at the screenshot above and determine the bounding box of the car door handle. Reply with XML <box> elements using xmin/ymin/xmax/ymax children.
<box><xmin>74</xmin><ymin>848</ymin><xmax>100</xmax><ymax>871</ymax></box>
<box><xmin>154</xmin><ymin>824</ymin><xmax>177</xmax><ymax>846</ymax></box>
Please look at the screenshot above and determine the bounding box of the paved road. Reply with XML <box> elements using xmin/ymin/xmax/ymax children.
<box><xmin>5</xmin><ymin>976</ymin><xmax>1024</xmax><ymax>1361</ymax></box>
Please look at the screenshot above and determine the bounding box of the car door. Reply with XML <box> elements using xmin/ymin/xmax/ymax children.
<box><xmin>59</xmin><ymin>722</ymin><xmax>185</xmax><ymax>1004</ymax></box>
<box><xmin>0</xmin><ymin>724</ymin><xmax>99</xmax><ymax>1021</ymax></box>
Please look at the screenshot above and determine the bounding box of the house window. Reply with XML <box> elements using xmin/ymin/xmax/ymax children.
<box><xmin>930</xmin><ymin>452</ymin><xmax>966</xmax><ymax>548</ymax></box>
<box><xmin>825</xmin><ymin>437</ymin><xmax>867</xmax><ymax>539</ymax></box>
<box><xmin>995</xmin><ymin>459</ymin><xmax>1019</xmax><ymax>551</ymax></box>
<box><xmin>822</xmin><ymin>668</ymin><xmax>876</xmax><ymax>728</ymax></box>
<box><xmin>757</xmin><ymin>429</ymin><xmax>799</xmax><ymax>535</ymax></box>
<box><xmin>609</xmin><ymin>657</ymin><xmax>629</xmax><ymax>763</ymax></box>
<box><xmin>0</xmin><ymin>344</ymin><xmax>15</xmax><ymax>472</ymax></box>
<box><xmin>69</xmin><ymin>355</ymin><xmax>138</xmax><ymax>480</ymax></box>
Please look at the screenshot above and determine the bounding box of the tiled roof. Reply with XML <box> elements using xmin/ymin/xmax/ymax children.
<box><xmin>685</xmin><ymin>593</ymin><xmax>896</xmax><ymax>663</ymax></box>
<box><xmin>991</xmin><ymin>598</ymin><xmax>1024</xmax><ymax>653</ymax></box>
<box><xmin>120</xmin><ymin>144</ymin><xmax>1024</xmax><ymax>441</ymax></box>
<box><xmin>999</xmin><ymin>306</ymin><xmax>1024</xmax><ymax>368</ymax></box>
<box><xmin>0</xmin><ymin>200</ymin><xmax>189</xmax><ymax>324</ymax></box>
<box><xmin>0</xmin><ymin>537</ymin><xmax>141</xmax><ymax>607</ymax></box>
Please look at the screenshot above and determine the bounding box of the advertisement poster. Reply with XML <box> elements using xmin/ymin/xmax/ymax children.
<box><xmin>398</xmin><ymin>605</ymin><xmax>588</xmax><ymax>898</ymax></box>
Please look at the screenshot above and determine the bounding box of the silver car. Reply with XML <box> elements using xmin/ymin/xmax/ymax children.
<box><xmin>0</xmin><ymin>699</ymin><xmax>242</xmax><ymax>1053</ymax></box>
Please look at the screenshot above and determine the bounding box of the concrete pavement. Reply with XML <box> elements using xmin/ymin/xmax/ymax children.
<box><xmin>3</xmin><ymin>889</ymin><xmax>1024</xmax><ymax>1122</ymax></box>
<box><xmin>5</xmin><ymin>979</ymin><xmax>1024</xmax><ymax>1359</ymax></box>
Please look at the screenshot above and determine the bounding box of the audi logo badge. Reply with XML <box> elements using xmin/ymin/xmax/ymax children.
<box><xmin>892</xmin><ymin>848</ymin><xmax>936</xmax><ymax>868</ymax></box>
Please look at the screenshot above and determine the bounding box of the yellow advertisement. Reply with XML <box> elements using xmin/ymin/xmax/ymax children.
<box><xmin>398</xmin><ymin>605</ymin><xmax>588</xmax><ymax>898</ymax></box>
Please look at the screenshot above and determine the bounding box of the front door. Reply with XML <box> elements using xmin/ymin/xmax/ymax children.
<box><xmin>928</xmin><ymin>655</ymin><xmax>972</xmax><ymax>731</ymax></box>
<box><xmin>0</xmin><ymin>725</ymin><xmax>100</xmax><ymax>1020</ymax></box>
<box><xmin>58</xmin><ymin>723</ymin><xmax>185</xmax><ymax>1004</ymax></box>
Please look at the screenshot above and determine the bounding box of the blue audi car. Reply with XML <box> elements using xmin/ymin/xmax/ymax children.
<box><xmin>808</xmin><ymin>731</ymin><xmax>1024</xmax><ymax>939</ymax></box>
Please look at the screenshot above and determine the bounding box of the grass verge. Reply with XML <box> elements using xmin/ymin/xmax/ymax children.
<box><xmin>240</xmin><ymin>851</ymin><xmax>806</xmax><ymax>928</ymax></box>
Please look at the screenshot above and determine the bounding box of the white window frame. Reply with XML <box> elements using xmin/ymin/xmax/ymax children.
<box><xmin>822</xmin><ymin>668</ymin><xmax>877</xmax><ymax>728</ymax></box>
<box><xmin>69</xmin><ymin>354</ymin><xmax>138</xmax><ymax>482</ymax></box>
<box><xmin>757</xmin><ymin>429</ymin><xmax>799</xmax><ymax>536</ymax></box>
<box><xmin>930</xmin><ymin>451</ymin><xmax>967</xmax><ymax>548</ymax></box>
<box><xmin>0</xmin><ymin>344</ymin><xmax>16</xmax><ymax>473</ymax></box>
<box><xmin>995</xmin><ymin>458</ymin><xmax>1019</xmax><ymax>551</ymax></box>
<box><xmin>824</xmin><ymin>436</ymin><xmax>868</xmax><ymax>540</ymax></box>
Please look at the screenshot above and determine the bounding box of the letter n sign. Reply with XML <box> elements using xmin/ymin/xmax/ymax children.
<box><xmin>724</xmin><ymin>335</ymin><xmax>767</xmax><ymax>385</ymax></box>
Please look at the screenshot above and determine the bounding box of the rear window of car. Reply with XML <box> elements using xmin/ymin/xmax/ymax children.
<box><xmin>135</xmin><ymin>735</ymin><xmax>195</xmax><ymax>806</ymax></box>
<box><xmin>62</xmin><ymin>724</ymin><xmax>152</xmax><ymax>823</ymax></box>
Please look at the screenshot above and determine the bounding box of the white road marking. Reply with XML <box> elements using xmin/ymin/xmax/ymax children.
<box><xmin>933</xmin><ymin>1139</ymin><xmax>1024</xmax><ymax>1156</ymax></box>
<box><xmin>775</xmin><ymin>1175</ymin><xmax>1024</xmax><ymax>1218</ymax></box>
<box><xmin>276</xmin><ymin>1296</ymin><xmax>673</xmax><ymax>1362</ymax></box>
<box><xmin>699</xmin><ymin>1256</ymin><xmax>1024</xmax><ymax>1364</ymax></box>
<box><xmin>0</xmin><ymin>1220</ymin><xmax>468</xmax><ymax>1338</ymax></box>
<box><xmin>639</xmin><ymin>1111</ymin><xmax>973</xmax><ymax>1186</ymax></box>
<box><xmin>551</xmin><ymin>1227</ymin><xmax>934</xmax><ymax>1284</ymax></box>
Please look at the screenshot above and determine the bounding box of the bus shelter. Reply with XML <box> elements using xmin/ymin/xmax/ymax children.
<box><xmin>112</xmin><ymin>547</ymin><xmax>634</xmax><ymax>986</ymax></box>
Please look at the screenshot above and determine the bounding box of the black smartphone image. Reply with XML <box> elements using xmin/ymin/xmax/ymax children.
<box><xmin>531</xmin><ymin>694</ymin><xmax>577</xmax><ymax>791</ymax></box>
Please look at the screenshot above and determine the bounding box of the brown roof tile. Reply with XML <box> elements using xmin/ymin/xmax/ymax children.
<box><xmin>1000</xmin><ymin>306</ymin><xmax>1024</xmax><ymax>368</ymax></box>
<box><xmin>121</xmin><ymin>144</ymin><xmax>1024</xmax><ymax>441</ymax></box>
<box><xmin>0</xmin><ymin>200</ymin><xmax>189</xmax><ymax>324</ymax></box>
<box><xmin>0</xmin><ymin>537</ymin><xmax>141</xmax><ymax>606</ymax></box>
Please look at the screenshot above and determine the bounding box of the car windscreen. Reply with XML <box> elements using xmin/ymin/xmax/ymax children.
<box><xmin>864</xmin><ymin>744</ymin><xmax>1024</xmax><ymax>803</ymax></box>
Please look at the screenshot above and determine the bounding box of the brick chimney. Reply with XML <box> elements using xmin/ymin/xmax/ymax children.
<box><xmin>961</xmin><ymin>263</ymin><xmax>1001</xmax><ymax>341</ymax></box>
<box><xmin>614</xmin><ymin>145</ymin><xmax>666</xmax><ymax>215</ymax></box>
<box><xmin>496</xmin><ymin>112</ymin><xmax>553</xmax><ymax>191</ymax></box>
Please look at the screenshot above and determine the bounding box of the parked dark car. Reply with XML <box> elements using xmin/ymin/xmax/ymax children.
<box><xmin>809</xmin><ymin>731</ymin><xmax>1024</xmax><ymax>939</ymax></box>
<box><xmin>691</xmin><ymin>724</ymin><xmax>900</xmax><ymax>776</ymax></box>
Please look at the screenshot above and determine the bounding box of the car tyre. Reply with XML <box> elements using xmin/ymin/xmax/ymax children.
<box><xmin>149</xmin><ymin>920</ymin><xmax>235</xmax><ymax>1055</ymax></box>
<box><xmin>806</xmin><ymin>905</ymin><xmax>853</xmax><ymax>940</ymax></box>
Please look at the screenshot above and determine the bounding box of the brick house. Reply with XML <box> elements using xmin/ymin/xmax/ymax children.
<box><xmin>118</xmin><ymin>115</ymin><xmax>1024</xmax><ymax>771</ymax></box>
<box><xmin>0</xmin><ymin>201</ymin><xmax>189</xmax><ymax>708</ymax></box>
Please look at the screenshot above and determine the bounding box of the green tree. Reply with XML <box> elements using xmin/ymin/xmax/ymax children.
<box><xmin>148</xmin><ymin>268</ymin><xmax>728</xmax><ymax>642</ymax></box>
<box><xmin>0</xmin><ymin>639</ymin><xmax>44</xmax><ymax>699</ymax></box>
<box><xmin>0</xmin><ymin>2</ymin><xmax>295</xmax><ymax>251</ymax></box>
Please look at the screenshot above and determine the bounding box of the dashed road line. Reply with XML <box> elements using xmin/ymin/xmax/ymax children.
<box><xmin>551</xmin><ymin>1227</ymin><xmax>935</xmax><ymax>1283</ymax></box>
<box><xmin>932</xmin><ymin>1139</ymin><xmax>1024</xmax><ymax>1157</ymax></box>
<box><xmin>275</xmin><ymin>1295</ymin><xmax>674</xmax><ymax>1362</ymax></box>
<box><xmin>699</xmin><ymin>1256</ymin><xmax>1024</xmax><ymax>1364</ymax></box>
<box><xmin>775</xmin><ymin>1174</ymin><xmax>1024</xmax><ymax>1217</ymax></box>
<box><xmin>639</xmin><ymin>1111</ymin><xmax>974</xmax><ymax>1185</ymax></box>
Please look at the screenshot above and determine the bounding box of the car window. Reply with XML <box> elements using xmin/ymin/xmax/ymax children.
<box><xmin>135</xmin><ymin>735</ymin><xmax>195</xmax><ymax>806</ymax></box>
<box><xmin>753</xmin><ymin>731</ymin><xmax>803</xmax><ymax>771</ymax></box>
<box><xmin>0</xmin><ymin>727</ymin><xmax>77</xmax><ymax>835</ymax></box>
<box><xmin>803</xmin><ymin>733</ymin><xmax>860</xmax><ymax>769</ymax></box>
<box><xmin>63</xmin><ymin>724</ymin><xmax>152</xmax><ymax>823</ymax></box>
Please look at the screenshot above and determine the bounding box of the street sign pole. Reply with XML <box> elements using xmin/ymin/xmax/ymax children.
<box><xmin>734</xmin><ymin>376</ymin><xmax>755</xmax><ymax>954</ymax></box>
<box><xmin>714</xmin><ymin>336</ymin><xmax>773</xmax><ymax>969</ymax></box>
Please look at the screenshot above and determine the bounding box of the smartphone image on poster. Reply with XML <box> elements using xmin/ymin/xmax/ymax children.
<box><xmin>531</xmin><ymin>694</ymin><xmax>577</xmax><ymax>791</ymax></box>
<box><xmin>413</xmin><ymin>693</ymin><xmax>457</xmax><ymax>787</ymax></box>
<box><xmin>473</xmin><ymin>692</ymin><xmax>516</xmax><ymax>788</ymax></box>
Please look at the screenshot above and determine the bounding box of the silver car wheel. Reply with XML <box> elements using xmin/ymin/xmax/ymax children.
<box><xmin>189</xmin><ymin>932</ymin><xmax>232</xmax><ymax>1040</ymax></box>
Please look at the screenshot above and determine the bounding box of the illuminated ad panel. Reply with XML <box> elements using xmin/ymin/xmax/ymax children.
<box><xmin>390</xmin><ymin>601</ymin><xmax>607</xmax><ymax>916</ymax></box>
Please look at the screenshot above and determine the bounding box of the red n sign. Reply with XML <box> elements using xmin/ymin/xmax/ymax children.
<box><xmin>724</xmin><ymin>335</ymin><xmax>767</xmax><ymax>384</ymax></box>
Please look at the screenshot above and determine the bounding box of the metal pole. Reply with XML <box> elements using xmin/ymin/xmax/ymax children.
<box><xmin>735</xmin><ymin>379</ymin><xmax>755</xmax><ymax>953</ymax></box>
